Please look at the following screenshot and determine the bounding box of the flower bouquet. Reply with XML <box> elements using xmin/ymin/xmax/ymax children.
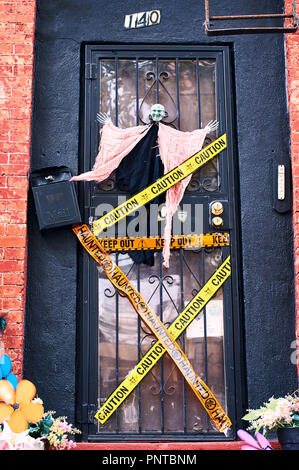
<box><xmin>0</xmin><ymin>409</ymin><xmax>81</xmax><ymax>451</ymax></box>
<box><xmin>0</xmin><ymin>397</ymin><xmax>81</xmax><ymax>451</ymax></box>
<box><xmin>242</xmin><ymin>390</ymin><xmax>299</xmax><ymax>450</ymax></box>
<box><xmin>27</xmin><ymin>410</ymin><xmax>81</xmax><ymax>450</ymax></box>
<box><xmin>0</xmin><ymin>355</ymin><xmax>81</xmax><ymax>450</ymax></box>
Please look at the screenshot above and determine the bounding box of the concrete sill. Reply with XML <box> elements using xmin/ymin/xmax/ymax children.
<box><xmin>75</xmin><ymin>441</ymin><xmax>280</xmax><ymax>450</ymax></box>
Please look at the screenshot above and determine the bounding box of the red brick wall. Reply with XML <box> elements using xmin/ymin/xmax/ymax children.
<box><xmin>0</xmin><ymin>1</ymin><xmax>36</xmax><ymax>378</ymax></box>
<box><xmin>285</xmin><ymin>0</ymin><xmax>299</xmax><ymax>375</ymax></box>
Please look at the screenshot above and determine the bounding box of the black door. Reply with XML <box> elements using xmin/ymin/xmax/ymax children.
<box><xmin>77</xmin><ymin>45</ymin><xmax>243</xmax><ymax>441</ymax></box>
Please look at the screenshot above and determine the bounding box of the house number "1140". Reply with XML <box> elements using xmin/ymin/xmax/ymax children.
<box><xmin>124</xmin><ymin>10</ymin><xmax>161</xmax><ymax>29</ymax></box>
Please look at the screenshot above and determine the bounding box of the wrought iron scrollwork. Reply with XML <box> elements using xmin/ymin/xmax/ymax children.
<box><xmin>139</xmin><ymin>70</ymin><xmax>179</xmax><ymax>125</ymax></box>
<box><xmin>187</xmin><ymin>135</ymin><xmax>221</xmax><ymax>193</ymax></box>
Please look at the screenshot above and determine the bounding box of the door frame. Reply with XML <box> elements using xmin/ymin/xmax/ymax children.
<box><xmin>76</xmin><ymin>44</ymin><xmax>246</xmax><ymax>441</ymax></box>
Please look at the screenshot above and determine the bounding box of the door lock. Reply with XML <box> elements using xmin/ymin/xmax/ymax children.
<box><xmin>211</xmin><ymin>201</ymin><xmax>224</xmax><ymax>216</ymax></box>
<box><xmin>209</xmin><ymin>200</ymin><xmax>230</xmax><ymax>230</ymax></box>
<box><xmin>212</xmin><ymin>216</ymin><xmax>224</xmax><ymax>228</ymax></box>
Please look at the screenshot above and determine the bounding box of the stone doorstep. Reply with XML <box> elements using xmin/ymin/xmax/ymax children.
<box><xmin>74</xmin><ymin>440</ymin><xmax>280</xmax><ymax>450</ymax></box>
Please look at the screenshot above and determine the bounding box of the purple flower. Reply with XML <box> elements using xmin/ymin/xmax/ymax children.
<box><xmin>237</xmin><ymin>429</ymin><xmax>274</xmax><ymax>450</ymax></box>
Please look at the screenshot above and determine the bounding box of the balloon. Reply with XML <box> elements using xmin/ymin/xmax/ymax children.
<box><xmin>7</xmin><ymin>409</ymin><xmax>28</xmax><ymax>433</ymax></box>
<box><xmin>237</xmin><ymin>429</ymin><xmax>260</xmax><ymax>449</ymax></box>
<box><xmin>237</xmin><ymin>429</ymin><xmax>274</xmax><ymax>451</ymax></box>
<box><xmin>6</xmin><ymin>373</ymin><xmax>18</xmax><ymax>390</ymax></box>
<box><xmin>0</xmin><ymin>380</ymin><xmax>15</xmax><ymax>405</ymax></box>
<box><xmin>255</xmin><ymin>432</ymin><xmax>273</xmax><ymax>450</ymax></box>
<box><xmin>0</xmin><ymin>355</ymin><xmax>12</xmax><ymax>377</ymax></box>
<box><xmin>16</xmin><ymin>380</ymin><xmax>36</xmax><ymax>405</ymax></box>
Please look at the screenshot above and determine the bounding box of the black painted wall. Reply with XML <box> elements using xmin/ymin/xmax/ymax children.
<box><xmin>24</xmin><ymin>0</ymin><xmax>298</xmax><ymax>430</ymax></box>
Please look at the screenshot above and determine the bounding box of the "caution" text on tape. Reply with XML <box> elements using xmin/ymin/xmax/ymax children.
<box><xmin>93</xmin><ymin>134</ymin><xmax>227</xmax><ymax>236</ymax></box>
<box><xmin>73</xmin><ymin>224</ymin><xmax>232</xmax><ymax>433</ymax></box>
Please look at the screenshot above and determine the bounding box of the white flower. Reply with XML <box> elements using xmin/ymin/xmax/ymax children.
<box><xmin>32</xmin><ymin>397</ymin><xmax>44</xmax><ymax>405</ymax></box>
<box><xmin>0</xmin><ymin>422</ymin><xmax>44</xmax><ymax>450</ymax></box>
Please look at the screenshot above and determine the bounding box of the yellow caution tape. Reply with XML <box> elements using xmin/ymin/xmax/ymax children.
<box><xmin>99</xmin><ymin>232</ymin><xmax>229</xmax><ymax>252</ymax></box>
<box><xmin>95</xmin><ymin>255</ymin><xmax>232</xmax><ymax>430</ymax></box>
<box><xmin>73</xmin><ymin>224</ymin><xmax>232</xmax><ymax>434</ymax></box>
<box><xmin>93</xmin><ymin>134</ymin><xmax>227</xmax><ymax>236</ymax></box>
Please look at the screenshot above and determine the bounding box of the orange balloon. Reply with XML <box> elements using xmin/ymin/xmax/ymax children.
<box><xmin>21</xmin><ymin>402</ymin><xmax>44</xmax><ymax>423</ymax></box>
<box><xmin>0</xmin><ymin>402</ymin><xmax>13</xmax><ymax>423</ymax></box>
<box><xmin>7</xmin><ymin>409</ymin><xmax>28</xmax><ymax>433</ymax></box>
<box><xmin>0</xmin><ymin>379</ymin><xmax>15</xmax><ymax>405</ymax></box>
<box><xmin>15</xmin><ymin>380</ymin><xmax>36</xmax><ymax>405</ymax></box>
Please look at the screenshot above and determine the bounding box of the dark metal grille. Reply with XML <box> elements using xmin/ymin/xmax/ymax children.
<box><xmin>97</xmin><ymin>246</ymin><xmax>227</xmax><ymax>435</ymax></box>
<box><xmin>80</xmin><ymin>46</ymin><xmax>241</xmax><ymax>442</ymax></box>
<box><xmin>95</xmin><ymin>57</ymin><xmax>220</xmax><ymax>195</ymax></box>
<box><xmin>94</xmin><ymin>54</ymin><xmax>227</xmax><ymax>437</ymax></box>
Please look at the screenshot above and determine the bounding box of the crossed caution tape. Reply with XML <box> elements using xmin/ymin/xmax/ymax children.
<box><xmin>73</xmin><ymin>133</ymin><xmax>232</xmax><ymax>433</ymax></box>
<box><xmin>95</xmin><ymin>252</ymin><xmax>232</xmax><ymax>427</ymax></box>
<box><xmin>73</xmin><ymin>224</ymin><xmax>232</xmax><ymax>434</ymax></box>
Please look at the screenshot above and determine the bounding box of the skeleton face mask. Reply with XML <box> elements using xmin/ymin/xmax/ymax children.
<box><xmin>150</xmin><ymin>103</ymin><xmax>166</xmax><ymax>122</ymax></box>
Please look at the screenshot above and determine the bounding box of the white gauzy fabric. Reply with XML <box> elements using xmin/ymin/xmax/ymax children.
<box><xmin>157</xmin><ymin>123</ymin><xmax>208</xmax><ymax>267</ymax></box>
<box><xmin>71</xmin><ymin>121</ymin><xmax>151</xmax><ymax>182</ymax></box>
<box><xmin>71</xmin><ymin>121</ymin><xmax>209</xmax><ymax>267</ymax></box>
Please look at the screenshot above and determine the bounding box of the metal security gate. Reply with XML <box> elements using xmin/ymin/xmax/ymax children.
<box><xmin>77</xmin><ymin>45</ymin><xmax>244</xmax><ymax>441</ymax></box>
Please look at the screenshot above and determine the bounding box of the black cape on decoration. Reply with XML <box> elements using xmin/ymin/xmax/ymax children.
<box><xmin>116</xmin><ymin>123</ymin><xmax>165</xmax><ymax>266</ymax></box>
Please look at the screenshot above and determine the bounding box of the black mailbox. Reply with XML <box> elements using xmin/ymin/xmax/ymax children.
<box><xmin>30</xmin><ymin>166</ymin><xmax>82</xmax><ymax>230</ymax></box>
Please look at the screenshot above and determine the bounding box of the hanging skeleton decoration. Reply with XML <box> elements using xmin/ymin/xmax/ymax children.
<box><xmin>71</xmin><ymin>108</ymin><xmax>218</xmax><ymax>268</ymax></box>
<box><xmin>149</xmin><ymin>103</ymin><xmax>167</xmax><ymax>122</ymax></box>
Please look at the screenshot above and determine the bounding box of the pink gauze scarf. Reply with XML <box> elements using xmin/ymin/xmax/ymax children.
<box><xmin>71</xmin><ymin>121</ymin><xmax>208</xmax><ymax>267</ymax></box>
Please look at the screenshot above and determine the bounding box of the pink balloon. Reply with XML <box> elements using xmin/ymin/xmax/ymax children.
<box><xmin>255</xmin><ymin>432</ymin><xmax>273</xmax><ymax>450</ymax></box>
<box><xmin>237</xmin><ymin>429</ymin><xmax>260</xmax><ymax>449</ymax></box>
